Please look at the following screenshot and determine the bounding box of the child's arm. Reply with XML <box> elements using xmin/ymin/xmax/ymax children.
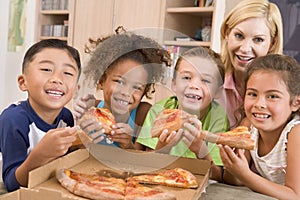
<box><xmin>134</xmin><ymin>102</ymin><xmax>152</xmax><ymax>150</ymax></box>
<box><xmin>15</xmin><ymin>127</ymin><xmax>77</xmax><ymax>188</ymax></box>
<box><xmin>220</xmin><ymin>124</ymin><xmax>300</xmax><ymax>199</ymax></box>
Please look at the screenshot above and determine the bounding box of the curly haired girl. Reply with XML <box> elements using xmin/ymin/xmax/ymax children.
<box><xmin>73</xmin><ymin>29</ymin><xmax>171</xmax><ymax>150</ymax></box>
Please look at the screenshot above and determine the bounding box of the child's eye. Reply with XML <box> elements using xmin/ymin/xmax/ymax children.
<box><xmin>64</xmin><ymin>71</ymin><xmax>74</xmax><ymax>76</ymax></box>
<box><xmin>202</xmin><ymin>79</ymin><xmax>211</xmax><ymax>84</ymax></box>
<box><xmin>41</xmin><ymin>68</ymin><xmax>52</xmax><ymax>72</ymax></box>
<box><xmin>267</xmin><ymin>94</ymin><xmax>279</xmax><ymax>99</ymax></box>
<box><xmin>246</xmin><ymin>92</ymin><xmax>257</xmax><ymax>97</ymax></box>
<box><xmin>182</xmin><ymin>76</ymin><xmax>191</xmax><ymax>80</ymax></box>
<box><xmin>115</xmin><ymin>79</ymin><xmax>124</xmax><ymax>85</ymax></box>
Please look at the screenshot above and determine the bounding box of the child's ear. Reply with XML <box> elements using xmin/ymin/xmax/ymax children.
<box><xmin>17</xmin><ymin>75</ymin><xmax>27</xmax><ymax>91</ymax></box>
<box><xmin>291</xmin><ymin>96</ymin><xmax>300</xmax><ymax>112</ymax></box>
<box><xmin>97</xmin><ymin>81</ymin><xmax>103</xmax><ymax>90</ymax></box>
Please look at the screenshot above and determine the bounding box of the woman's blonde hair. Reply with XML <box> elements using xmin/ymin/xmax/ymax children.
<box><xmin>220</xmin><ymin>0</ymin><xmax>283</xmax><ymax>73</ymax></box>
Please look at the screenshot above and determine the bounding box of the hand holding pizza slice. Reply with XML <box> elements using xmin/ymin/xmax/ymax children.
<box><xmin>73</xmin><ymin>107</ymin><xmax>116</xmax><ymax>146</ymax></box>
<box><xmin>200</xmin><ymin>126</ymin><xmax>255</xmax><ymax>150</ymax></box>
<box><xmin>151</xmin><ymin>109</ymin><xmax>196</xmax><ymax>138</ymax></box>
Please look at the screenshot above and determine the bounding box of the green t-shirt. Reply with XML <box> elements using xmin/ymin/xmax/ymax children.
<box><xmin>137</xmin><ymin>96</ymin><xmax>230</xmax><ymax>166</ymax></box>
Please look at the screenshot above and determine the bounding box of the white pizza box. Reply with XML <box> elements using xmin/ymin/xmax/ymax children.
<box><xmin>3</xmin><ymin>145</ymin><xmax>211</xmax><ymax>200</ymax></box>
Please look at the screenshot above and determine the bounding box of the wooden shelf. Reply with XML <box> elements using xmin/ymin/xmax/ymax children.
<box><xmin>41</xmin><ymin>10</ymin><xmax>69</xmax><ymax>15</ymax></box>
<box><xmin>167</xmin><ymin>6</ymin><xmax>214</xmax><ymax>14</ymax></box>
<box><xmin>164</xmin><ymin>40</ymin><xmax>211</xmax><ymax>47</ymax></box>
<box><xmin>40</xmin><ymin>36</ymin><xmax>68</xmax><ymax>41</ymax></box>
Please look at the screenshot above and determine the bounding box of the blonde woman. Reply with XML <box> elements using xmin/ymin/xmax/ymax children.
<box><xmin>217</xmin><ymin>0</ymin><xmax>283</xmax><ymax>128</ymax></box>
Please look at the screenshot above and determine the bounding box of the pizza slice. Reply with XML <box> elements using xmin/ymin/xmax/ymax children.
<box><xmin>125</xmin><ymin>181</ymin><xmax>176</xmax><ymax>200</ymax></box>
<box><xmin>126</xmin><ymin>168</ymin><xmax>198</xmax><ymax>189</ymax></box>
<box><xmin>151</xmin><ymin>109</ymin><xmax>195</xmax><ymax>138</ymax></box>
<box><xmin>56</xmin><ymin>168</ymin><xmax>126</xmax><ymax>200</ymax></box>
<box><xmin>79</xmin><ymin>107</ymin><xmax>116</xmax><ymax>134</ymax></box>
<box><xmin>200</xmin><ymin>126</ymin><xmax>255</xmax><ymax>150</ymax></box>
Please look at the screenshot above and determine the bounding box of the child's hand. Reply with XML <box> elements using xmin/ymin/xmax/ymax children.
<box><xmin>218</xmin><ymin>145</ymin><xmax>250</xmax><ymax>179</ymax></box>
<box><xmin>73</xmin><ymin>94</ymin><xmax>96</xmax><ymax>120</ymax></box>
<box><xmin>109</xmin><ymin>123</ymin><xmax>134</xmax><ymax>149</ymax></box>
<box><xmin>78</xmin><ymin>117</ymin><xmax>105</xmax><ymax>144</ymax></box>
<box><xmin>182</xmin><ymin>117</ymin><xmax>208</xmax><ymax>158</ymax></box>
<box><xmin>34</xmin><ymin>126</ymin><xmax>78</xmax><ymax>163</ymax></box>
<box><xmin>155</xmin><ymin>129</ymin><xmax>184</xmax><ymax>154</ymax></box>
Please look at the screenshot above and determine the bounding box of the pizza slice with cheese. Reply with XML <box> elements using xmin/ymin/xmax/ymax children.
<box><xmin>200</xmin><ymin>126</ymin><xmax>255</xmax><ymax>150</ymax></box>
<box><xmin>79</xmin><ymin>107</ymin><xmax>116</xmax><ymax>134</ymax></box>
<box><xmin>126</xmin><ymin>168</ymin><xmax>198</xmax><ymax>189</ymax></box>
<box><xmin>151</xmin><ymin>109</ymin><xmax>195</xmax><ymax>138</ymax></box>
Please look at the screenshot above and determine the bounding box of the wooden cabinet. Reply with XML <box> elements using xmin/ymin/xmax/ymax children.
<box><xmin>162</xmin><ymin>0</ymin><xmax>218</xmax><ymax>49</ymax></box>
<box><xmin>35</xmin><ymin>0</ymin><xmax>75</xmax><ymax>44</ymax></box>
<box><xmin>71</xmin><ymin>0</ymin><xmax>165</xmax><ymax>61</ymax></box>
<box><xmin>71</xmin><ymin>0</ymin><xmax>114</xmax><ymax>59</ymax></box>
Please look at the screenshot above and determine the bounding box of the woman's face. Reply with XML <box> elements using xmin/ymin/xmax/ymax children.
<box><xmin>226</xmin><ymin>17</ymin><xmax>273</xmax><ymax>73</ymax></box>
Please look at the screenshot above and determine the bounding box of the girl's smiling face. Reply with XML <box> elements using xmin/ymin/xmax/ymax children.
<box><xmin>244</xmin><ymin>70</ymin><xmax>299</xmax><ymax>133</ymax></box>
<box><xmin>100</xmin><ymin>59</ymin><xmax>147</xmax><ymax>116</ymax></box>
<box><xmin>226</xmin><ymin>17</ymin><xmax>273</xmax><ymax>73</ymax></box>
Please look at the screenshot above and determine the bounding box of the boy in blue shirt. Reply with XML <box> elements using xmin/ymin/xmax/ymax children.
<box><xmin>0</xmin><ymin>39</ymin><xmax>81</xmax><ymax>192</ymax></box>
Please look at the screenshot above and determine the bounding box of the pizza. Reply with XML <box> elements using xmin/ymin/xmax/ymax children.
<box><xmin>56</xmin><ymin>168</ymin><xmax>177</xmax><ymax>200</ymax></box>
<box><xmin>151</xmin><ymin>109</ymin><xmax>195</xmax><ymax>138</ymax></box>
<box><xmin>200</xmin><ymin>126</ymin><xmax>255</xmax><ymax>150</ymax></box>
<box><xmin>79</xmin><ymin>107</ymin><xmax>116</xmax><ymax>134</ymax></box>
<box><xmin>125</xmin><ymin>181</ymin><xmax>176</xmax><ymax>200</ymax></box>
<box><xmin>126</xmin><ymin>168</ymin><xmax>198</xmax><ymax>189</ymax></box>
<box><xmin>56</xmin><ymin>168</ymin><xmax>125</xmax><ymax>200</ymax></box>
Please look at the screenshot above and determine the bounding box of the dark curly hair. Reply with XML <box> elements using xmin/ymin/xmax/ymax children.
<box><xmin>83</xmin><ymin>29</ymin><xmax>171</xmax><ymax>99</ymax></box>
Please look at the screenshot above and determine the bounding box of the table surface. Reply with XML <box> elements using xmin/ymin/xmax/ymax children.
<box><xmin>199</xmin><ymin>181</ymin><xmax>275</xmax><ymax>200</ymax></box>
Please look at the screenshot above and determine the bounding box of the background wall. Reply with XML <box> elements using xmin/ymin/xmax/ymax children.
<box><xmin>0</xmin><ymin>0</ymin><xmax>37</xmax><ymax>112</ymax></box>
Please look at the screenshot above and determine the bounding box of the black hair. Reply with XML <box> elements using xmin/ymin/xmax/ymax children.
<box><xmin>84</xmin><ymin>31</ymin><xmax>171</xmax><ymax>99</ymax></box>
<box><xmin>22</xmin><ymin>39</ymin><xmax>81</xmax><ymax>78</ymax></box>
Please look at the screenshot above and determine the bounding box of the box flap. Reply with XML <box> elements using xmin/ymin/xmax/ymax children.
<box><xmin>28</xmin><ymin>149</ymin><xmax>89</xmax><ymax>188</ymax></box>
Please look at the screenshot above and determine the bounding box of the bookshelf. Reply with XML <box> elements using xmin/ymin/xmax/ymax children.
<box><xmin>35</xmin><ymin>0</ymin><xmax>75</xmax><ymax>44</ymax></box>
<box><xmin>163</xmin><ymin>0</ymin><xmax>217</xmax><ymax>48</ymax></box>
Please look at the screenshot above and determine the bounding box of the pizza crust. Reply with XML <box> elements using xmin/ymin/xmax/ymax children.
<box><xmin>56</xmin><ymin>169</ymin><xmax>125</xmax><ymax>200</ymax></box>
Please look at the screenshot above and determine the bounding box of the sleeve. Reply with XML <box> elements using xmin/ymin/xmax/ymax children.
<box><xmin>0</xmin><ymin>110</ymin><xmax>30</xmax><ymax>192</ymax></box>
<box><xmin>136</xmin><ymin>103</ymin><xmax>165</xmax><ymax>150</ymax></box>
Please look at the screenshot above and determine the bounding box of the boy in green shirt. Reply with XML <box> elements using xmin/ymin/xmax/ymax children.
<box><xmin>137</xmin><ymin>47</ymin><xmax>229</xmax><ymax>181</ymax></box>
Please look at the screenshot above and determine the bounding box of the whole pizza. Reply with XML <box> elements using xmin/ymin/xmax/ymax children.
<box><xmin>56</xmin><ymin>167</ymin><xmax>199</xmax><ymax>200</ymax></box>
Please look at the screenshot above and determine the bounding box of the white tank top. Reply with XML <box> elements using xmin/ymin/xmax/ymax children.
<box><xmin>249</xmin><ymin>115</ymin><xmax>300</xmax><ymax>184</ymax></box>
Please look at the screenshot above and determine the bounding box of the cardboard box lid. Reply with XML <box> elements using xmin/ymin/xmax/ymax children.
<box><xmin>28</xmin><ymin>145</ymin><xmax>211</xmax><ymax>200</ymax></box>
<box><xmin>0</xmin><ymin>188</ymin><xmax>74</xmax><ymax>200</ymax></box>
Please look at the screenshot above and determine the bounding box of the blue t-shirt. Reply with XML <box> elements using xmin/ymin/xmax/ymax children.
<box><xmin>0</xmin><ymin>100</ymin><xmax>74</xmax><ymax>192</ymax></box>
<box><xmin>97</xmin><ymin>101</ymin><xmax>137</xmax><ymax>147</ymax></box>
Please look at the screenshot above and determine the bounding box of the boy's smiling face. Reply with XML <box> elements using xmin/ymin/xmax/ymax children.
<box><xmin>18</xmin><ymin>48</ymin><xmax>79</xmax><ymax>123</ymax></box>
<box><xmin>172</xmin><ymin>57</ymin><xmax>221</xmax><ymax>117</ymax></box>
